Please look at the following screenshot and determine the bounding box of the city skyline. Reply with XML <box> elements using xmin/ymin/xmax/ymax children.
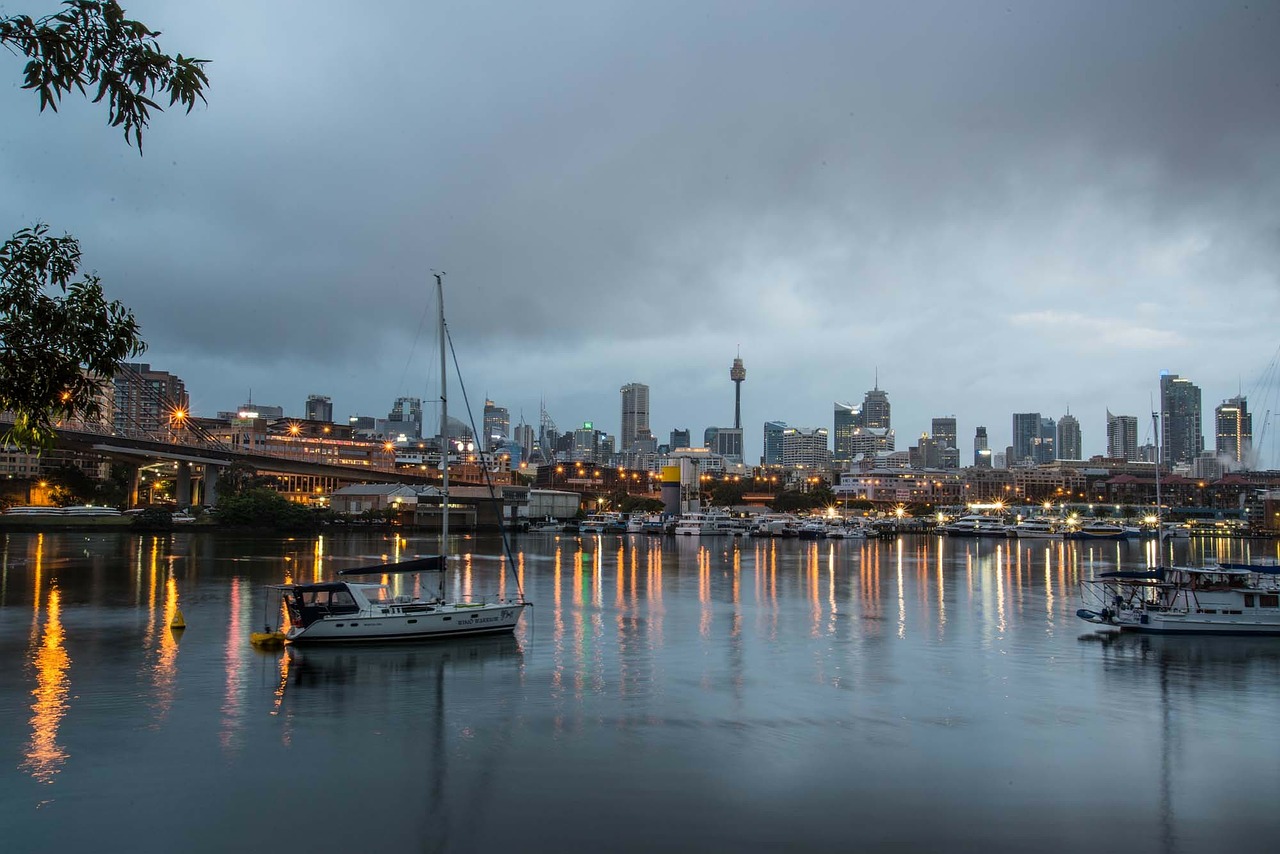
<box><xmin>3</xmin><ymin>2</ymin><xmax>1277</xmax><ymax>468</ymax></box>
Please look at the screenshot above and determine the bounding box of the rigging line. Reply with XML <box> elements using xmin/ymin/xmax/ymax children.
<box><xmin>394</xmin><ymin>296</ymin><xmax>435</xmax><ymax>399</ymax></box>
<box><xmin>444</xmin><ymin>326</ymin><xmax>526</xmax><ymax>603</ymax></box>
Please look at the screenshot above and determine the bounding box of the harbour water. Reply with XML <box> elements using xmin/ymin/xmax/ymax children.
<box><xmin>2</xmin><ymin>530</ymin><xmax>1278</xmax><ymax>853</ymax></box>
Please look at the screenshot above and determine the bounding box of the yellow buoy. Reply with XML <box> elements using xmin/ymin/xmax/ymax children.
<box><xmin>250</xmin><ymin>630</ymin><xmax>286</xmax><ymax>648</ymax></box>
<box><xmin>170</xmin><ymin>609</ymin><xmax>186</xmax><ymax>630</ymax></box>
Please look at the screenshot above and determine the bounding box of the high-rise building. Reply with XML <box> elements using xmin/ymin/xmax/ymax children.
<box><xmin>620</xmin><ymin>383</ymin><xmax>651</xmax><ymax>451</ymax></box>
<box><xmin>848</xmin><ymin>427</ymin><xmax>894</xmax><ymax>461</ymax></box>
<box><xmin>861</xmin><ymin>384</ymin><xmax>891</xmax><ymax>430</ymax></box>
<box><xmin>1011</xmin><ymin>413</ymin><xmax>1041</xmax><ymax>464</ymax></box>
<box><xmin>514</xmin><ymin>422</ymin><xmax>535</xmax><ymax>458</ymax></box>
<box><xmin>782</xmin><ymin>427</ymin><xmax>830</xmax><ymax>468</ymax></box>
<box><xmin>1106</xmin><ymin>411</ymin><xmax>1139</xmax><ymax>461</ymax></box>
<box><xmin>389</xmin><ymin>397</ymin><xmax>423</xmax><ymax>438</ymax></box>
<box><xmin>1215</xmin><ymin>396</ymin><xmax>1252</xmax><ymax>468</ymax></box>
<box><xmin>482</xmin><ymin>399</ymin><xmax>510</xmax><ymax>451</ymax></box>
<box><xmin>833</xmin><ymin>402</ymin><xmax>861</xmax><ymax>463</ymax></box>
<box><xmin>113</xmin><ymin>363</ymin><xmax>188</xmax><ymax>435</ymax></box>
<box><xmin>1057</xmin><ymin>411</ymin><xmax>1081</xmax><ymax>460</ymax></box>
<box><xmin>931</xmin><ymin>416</ymin><xmax>958</xmax><ymax>469</ymax></box>
<box><xmin>714</xmin><ymin>428</ymin><xmax>743</xmax><ymax>464</ymax></box>
<box><xmin>763</xmin><ymin>421</ymin><xmax>788</xmax><ymax>466</ymax></box>
<box><xmin>974</xmin><ymin>426</ymin><xmax>990</xmax><ymax>468</ymax></box>
<box><xmin>670</xmin><ymin>428</ymin><xmax>690</xmax><ymax>449</ymax></box>
<box><xmin>1036</xmin><ymin>416</ymin><xmax>1056</xmax><ymax>464</ymax></box>
<box><xmin>305</xmin><ymin>394</ymin><xmax>333</xmax><ymax>423</ymax></box>
<box><xmin>1160</xmin><ymin>372</ymin><xmax>1203</xmax><ymax>466</ymax></box>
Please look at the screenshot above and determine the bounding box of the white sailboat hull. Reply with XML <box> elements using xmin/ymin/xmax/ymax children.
<box><xmin>287</xmin><ymin>601</ymin><xmax>528</xmax><ymax>644</ymax></box>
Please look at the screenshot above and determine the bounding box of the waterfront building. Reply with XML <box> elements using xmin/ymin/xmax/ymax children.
<box><xmin>305</xmin><ymin>394</ymin><xmax>333</xmax><ymax>423</ymax></box>
<box><xmin>763</xmin><ymin>421</ymin><xmax>788</xmax><ymax>466</ymax></box>
<box><xmin>1106</xmin><ymin>411</ymin><xmax>1139</xmax><ymax>461</ymax></box>
<box><xmin>974</xmin><ymin>426</ymin><xmax>991</xmax><ymax>468</ymax></box>
<box><xmin>619</xmin><ymin>383</ymin><xmax>652</xmax><ymax>452</ymax></box>
<box><xmin>1057</xmin><ymin>411</ymin><xmax>1081</xmax><ymax>460</ymax></box>
<box><xmin>781</xmin><ymin>427</ymin><xmax>831</xmax><ymax>469</ymax></box>
<box><xmin>1160</xmin><ymin>372</ymin><xmax>1203</xmax><ymax>466</ymax></box>
<box><xmin>833</xmin><ymin>402</ymin><xmax>860</xmax><ymax>463</ymax></box>
<box><xmin>1215</xmin><ymin>396</ymin><xmax>1252</xmax><ymax>468</ymax></box>
<box><xmin>482</xmin><ymin>399</ymin><xmax>510</xmax><ymax>451</ymax></box>
<box><xmin>114</xmin><ymin>362</ymin><xmax>189</xmax><ymax>436</ymax></box>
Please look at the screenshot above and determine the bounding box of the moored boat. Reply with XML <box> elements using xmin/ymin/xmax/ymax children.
<box><xmin>1079</xmin><ymin>563</ymin><xmax>1280</xmax><ymax>635</ymax></box>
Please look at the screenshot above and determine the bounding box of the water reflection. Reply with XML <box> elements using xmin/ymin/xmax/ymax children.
<box><xmin>23</xmin><ymin>585</ymin><xmax>71</xmax><ymax>784</ymax></box>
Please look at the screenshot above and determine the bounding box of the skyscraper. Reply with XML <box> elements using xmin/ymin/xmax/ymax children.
<box><xmin>1012</xmin><ymin>413</ymin><xmax>1041</xmax><ymax>464</ymax></box>
<box><xmin>389</xmin><ymin>397</ymin><xmax>423</xmax><ymax>437</ymax></box>
<box><xmin>781</xmin><ymin>427</ymin><xmax>830</xmax><ymax>468</ymax></box>
<box><xmin>305</xmin><ymin>394</ymin><xmax>333</xmax><ymax>423</ymax></box>
<box><xmin>1160</xmin><ymin>372</ymin><xmax>1203</xmax><ymax>466</ymax></box>
<box><xmin>1036</xmin><ymin>416</ymin><xmax>1056</xmax><ymax>464</ymax></box>
<box><xmin>1106</xmin><ymin>411</ymin><xmax>1138</xmax><ymax>461</ymax></box>
<box><xmin>861</xmin><ymin>384</ymin><xmax>891</xmax><ymax>430</ymax></box>
<box><xmin>833</xmin><ymin>402</ymin><xmax>860</xmax><ymax>463</ymax></box>
<box><xmin>974</xmin><ymin>426</ymin><xmax>990</xmax><ymax>467</ymax></box>
<box><xmin>620</xmin><ymin>383</ymin><xmax>651</xmax><ymax>451</ymax></box>
<box><xmin>1057</xmin><ymin>411</ymin><xmax>1081</xmax><ymax>460</ymax></box>
<box><xmin>1215</xmin><ymin>396</ymin><xmax>1252</xmax><ymax>468</ymax></box>
<box><xmin>931</xmin><ymin>416</ymin><xmax>958</xmax><ymax>469</ymax></box>
<box><xmin>763</xmin><ymin>421</ymin><xmax>788</xmax><ymax>466</ymax></box>
<box><xmin>670</xmin><ymin>428</ymin><xmax>690</xmax><ymax>449</ymax></box>
<box><xmin>482</xmin><ymin>399</ymin><xmax>509</xmax><ymax>450</ymax></box>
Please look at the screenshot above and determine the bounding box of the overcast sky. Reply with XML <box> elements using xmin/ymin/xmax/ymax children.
<box><xmin>3</xmin><ymin>1</ymin><xmax>1278</xmax><ymax>466</ymax></box>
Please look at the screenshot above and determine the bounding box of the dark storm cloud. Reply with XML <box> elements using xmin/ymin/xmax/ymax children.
<box><xmin>2</xmin><ymin>1</ymin><xmax>1277</xmax><ymax>460</ymax></box>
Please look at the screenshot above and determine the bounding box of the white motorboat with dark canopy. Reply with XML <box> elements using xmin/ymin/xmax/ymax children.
<box><xmin>269</xmin><ymin>273</ymin><xmax>529</xmax><ymax>644</ymax></box>
<box><xmin>277</xmin><ymin>556</ymin><xmax>526</xmax><ymax>643</ymax></box>
<box><xmin>1078</xmin><ymin>563</ymin><xmax>1280</xmax><ymax>635</ymax></box>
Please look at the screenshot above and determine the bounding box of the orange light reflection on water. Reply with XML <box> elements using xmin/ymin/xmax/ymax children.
<box><xmin>23</xmin><ymin>585</ymin><xmax>71</xmax><ymax>784</ymax></box>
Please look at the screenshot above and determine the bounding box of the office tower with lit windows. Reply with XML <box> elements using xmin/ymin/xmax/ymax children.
<box><xmin>974</xmin><ymin>426</ymin><xmax>991</xmax><ymax>467</ymax></box>
<box><xmin>1160</xmin><ymin>372</ymin><xmax>1203</xmax><ymax>466</ymax></box>
<box><xmin>1106</xmin><ymin>411</ymin><xmax>1138</xmax><ymax>460</ymax></box>
<box><xmin>670</xmin><ymin>428</ymin><xmax>690</xmax><ymax>449</ymax></box>
<box><xmin>1057</xmin><ymin>411</ymin><xmax>1081</xmax><ymax>460</ymax></box>
<box><xmin>931</xmin><ymin>416</ymin><xmax>959</xmax><ymax>468</ymax></box>
<box><xmin>1012</xmin><ymin>413</ymin><xmax>1040</xmax><ymax>464</ymax></box>
<box><xmin>833</xmin><ymin>402</ymin><xmax>860</xmax><ymax>463</ymax></box>
<box><xmin>305</xmin><ymin>394</ymin><xmax>333</xmax><ymax>423</ymax></box>
<box><xmin>1215</xmin><ymin>396</ymin><xmax>1252</xmax><ymax>468</ymax></box>
<box><xmin>389</xmin><ymin>397</ymin><xmax>423</xmax><ymax>438</ymax></box>
<box><xmin>861</xmin><ymin>383</ymin><xmax>891</xmax><ymax>430</ymax></box>
<box><xmin>764</xmin><ymin>421</ymin><xmax>788</xmax><ymax>466</ymax></box>
<box><xmin>620</xmin><ymin>383</ymin><xmax>652</xmax><ymax>451</ymax></box>
<box><xmin>482</xmin><ymin>399</ymin><xmax>510</xmax><ymax>451</ymax></box>
<box><xmin>782</xmin><ymin>427</ymin><xmax>831</xmax><ymax>468</ymax></box>
<box><xmin>114</xmin><ymin>363</ymin><xmax>188</xmax><ymax>435</ymax></box>
<box><xmin>1036</xmin><ymin>417</ymin><xmax>1056</xmax><ymax>464</ymax></box>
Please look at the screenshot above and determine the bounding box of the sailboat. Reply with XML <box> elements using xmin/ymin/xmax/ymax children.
<box><xmin>274</xmin><ymin>274</ymin><xmax>529</xmax><ymax>643</ymax></box>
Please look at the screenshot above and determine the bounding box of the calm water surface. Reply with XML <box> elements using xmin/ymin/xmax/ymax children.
<box><xmin>2</xmin><ymin>530</ymin><xmax>1279</xmax><ymax>853</ymax></box>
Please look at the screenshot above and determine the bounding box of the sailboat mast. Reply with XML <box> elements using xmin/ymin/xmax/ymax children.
<box><xmin>437</xmin><ymin>273</ymin><xmax>449</xmax><ymax>593</ymax></box>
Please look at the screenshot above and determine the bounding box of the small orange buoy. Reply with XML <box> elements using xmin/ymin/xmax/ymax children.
<box><xmin>170</xmin><ymin>609</ymin><xmax>186</xmax><ymax>630</ymax></box>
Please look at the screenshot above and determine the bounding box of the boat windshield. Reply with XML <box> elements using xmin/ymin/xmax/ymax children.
<box><xmin>354</xmin><ymin>584</ymin><xmax>393</xmax><ymax>604</ymax></box>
